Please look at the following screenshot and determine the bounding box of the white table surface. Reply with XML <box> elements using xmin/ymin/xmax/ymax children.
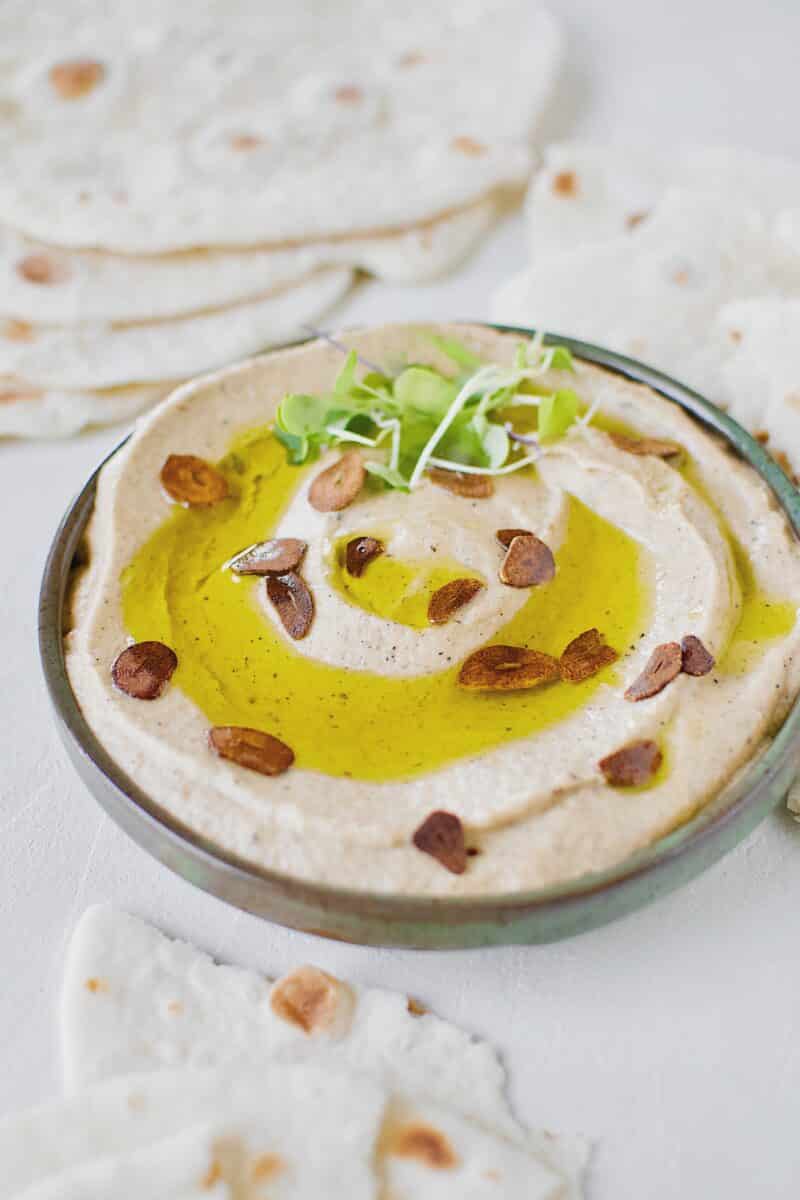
<box><xmin>2</xmin><ymin>2</ymin><xmax>800</xmax><ymax>1195</ymax></box>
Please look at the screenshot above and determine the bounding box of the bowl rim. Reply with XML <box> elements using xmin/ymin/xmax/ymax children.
<box><xmin>38</xmin><ymin>323</ymin><xmax>800</xmax><ymax>943</ymax></box>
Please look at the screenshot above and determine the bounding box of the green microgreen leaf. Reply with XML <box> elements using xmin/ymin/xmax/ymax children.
<box><xmin>481</xmin><ymin>422</ymin><xmax>510</xmax><ymax>468</ymax></box>
<box><xmin>397</xmin><ymin>409</ymin><xmax>439</xmax><ymax>478</ymax></box>
<box><xmin>537</xmin><ymin>388</ymin><xmax>581</xmax><ymax>441</ymax></box>
<box><xmin>323</xmin><ymin>406</ymin><xmax>352</xmax><ymax>427</ymax></box>
<box><xmin>273</xmin><ymin>335</ymin><xmax>590</xmax><ymax>481</ymax></box>
<box><xmin>362</xmin><ymin>370</ymin><xmax>391</xmax><ymax>391</ymax></box>
<box><xmin>547</xmin><ymin>345</ymin><xmax>575</xmax><ymax>372</ymax></box>
<box><xmin>277</xmin><ymin>393</ymin><xmax>329</xmax><ymax>437</ymax></box>
<box><xmin>466</xmin><ymin>408</ymin><xmax>510</xmax><ymax>467</ymax></box>
<box><xmin>325</xmin><ymin>409</ymin><xmax>378</xmax><ymax>439</ymax></box>
<box><xmin>473</xmin><ymin>383</ymin><xmax>514</xmax><ymax>419</ymax></box>
<box><xmin>364</xmin><ymin>461</ymin><xmax>410</xmax><ymax>491</ymax></box>
<box><xmin>273</xmin><ymin>424</ymin><xmax>310</xmax><ymax>465</ymax></box>
<box><xmin>333</xmin><ymin>349</ymin><xmax>359</xmax><ymax>395</ymax></box>
<box><xmin>394</xmin><ymin>366</ymin><xmax>459</xmax><ymax>418</ymax></box>
<box><xmin>342</xmin><ymin>412</ymin><xmax>377</xmax><ymax>439</ymax></box>
<box><xmin>435</xmin><ymin>409</ymin><xmax>487</xmax><ymax>467</ymax></box>
<box><xmin>428</xmin><ymin>333</ymin><xmax>483</xmax><ymax>372</ymax></box>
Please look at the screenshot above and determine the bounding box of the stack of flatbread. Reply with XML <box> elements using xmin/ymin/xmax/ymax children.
<box><xmin>0</xmin><ymin>907</ymin><xmax>588</xmax><ymax>1198</ymax></box>
<box><xmin>0</xmin><ymin>0</ymin><xmax>561</xmax><ymax>437</ymax></box>
<box><xmin>491</xmin><ymin>144</ymin><xmax>800</xmax><ymax>479</ymax></box>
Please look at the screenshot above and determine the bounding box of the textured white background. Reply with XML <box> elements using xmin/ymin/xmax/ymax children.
<box><xmin>2</xmin><ymin>2</ymin><xmax>800</xmax><ymax>1195</ymax></box>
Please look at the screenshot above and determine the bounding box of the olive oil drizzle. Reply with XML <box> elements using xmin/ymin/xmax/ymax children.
<box><xmin>122</xmin><ymin>429</ymin><xmax>649</xmax><ymax>781</ymax></box>
<box><xmin>331</xmin><ymin>534</ymin><xmax>483</xmax><ymax>630</ymax></box>
<box><xmin>680</xmin><ymin>462</ymin><xmax>796</xmax><ymax>671</ymax></box>
<box><xmin>120</xmin><ymin>424</ymin><xmax>795</xmax><ymax>781</ymax></box>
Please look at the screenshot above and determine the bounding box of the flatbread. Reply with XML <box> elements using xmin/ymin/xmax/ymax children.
<box><xmin>381</xmin><ymin>1096</ymin><xmax>563</xmax><ymax>1200</ymax></box>
<box><xmin>496</xmin><ymin>187</ymin><xmax>778</xmax><ymax>363</ymax></box>
<box><xmin>524</xmin><ymin>143</ymin><xmax>800</xmax><ymax>260</ymax></box>
<box><xmin>0</xmin><ymin>268</ymin><xmax>352</xmax><ymax>388</ymax></box>
<box><xmin>492</xmin><ymin>188</ymin><xmax>800</xmax><ymax>473</ymax></box>
<box><xmin>0</xmin><ymin>376</ymin><xmax>170</xmax><ymax>439</ymax></box>
<box><xmin>0</xmin><ymin>198</ymin><xmax>498</xmax><ymax>324</ymax></box>
<box><xmin>61</xmin><ymin>907</ymin><xmax>517</xmax><ymax>1130</ymax></box>
<box><xmin>12</xmin><ymin>1127</ymin><xmax>235</xmax><ymax>1200</ymax></box>
<box><xmin>711</xmin><ymin>296</ymin><xmax>800</xmax><ymax>465</ymax></box>
<box><xmin>0</xmin><ymin>1066</ymin><xmax>566</xmax><ymax>1200</ymax></box>
<box><xmin>2</xmin><ymin>1064</ymin><xmax>385</xmax><ymax>1200</ymax></box>
<box><xmin>60</xmin><ymin>907</ymin><xmax>589</xmax><ymax>1196</ymax></box>
<box><xmin>0</xmin><ymin>1</ymin><xmax>560</xmax><ymax>251</ymax></box>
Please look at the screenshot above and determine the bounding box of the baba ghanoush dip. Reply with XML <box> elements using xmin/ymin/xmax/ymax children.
<box><xmin>65</xmin><ymin>323</ymin><xmax>800</xmax><ymax>895</ymax></box>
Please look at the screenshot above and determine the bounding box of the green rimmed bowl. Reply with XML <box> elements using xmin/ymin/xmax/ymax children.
<box><xmin>38</xmin><ymin>325</ymin><xmax>800</xmax><ymax>948</ymax></box>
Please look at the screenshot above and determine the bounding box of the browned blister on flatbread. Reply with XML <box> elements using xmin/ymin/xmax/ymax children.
<box><xmin>334</xmin><ymin>83</ymin><xmax>363</xmax><ymax>104</ymax></box>
<box><xmin>609</xmin><ymin>432</ymin><xmax>683</xmax><ymax>459</ymax></box>
<box><xmin>1</xmin><ymin>319</ymin><xmax>34</xmax><ymax>341</ymax></box>
<box><xmin>427</xmin><ymin>578</ymin><xmax>483</xmax><ymax>624</ymax></box>
<box><xmin>308</xmin><ymin>450</ymin><xmax>365</xmax><ymax>511</ymax></box>
<box><xmin>552</xmin><ymin>170</ymin><xmax>578</xmax><ymax>196</ymax></box>
<box><xmin>681</xmin><ymin>634</ymin><xmax>715</xmax><ymax>676</ymax></box>
<box><xmin>266</xmin><ymin>571</ymin><xmax>314</xmax><ymax>639</ymax></box>
<box><xmin>16</xmin><ymin>252</ymin><xmax>71</xmax><ymax>285</ymax></box>
<box><xmin>201</xmin><ymin>1157</ymin><xmax>223</xmax><ymax>1188</ymax></box>
<box><xmin>428</xmin><ymin>467</ymin><xmax>494</xmax><ymax>498</ymax></box>
<box><xmin>451</xmin><ymin>135</ymin><xmax>487</xmax><ymax>157</ymax></box>
<box><xmin>112</xmin><ymin>640</ymin><xmax>177</xmax><ymax>699</ymax></box>
<box><xmin>345</xmin><ymin>535</ymin><xmax>384</xmax><ymax>577</ymax></box>
<box><xmin>49</xmin><ymin>59</ymin><xmax>106</xmax><ymax>100</ymax></box>
<box><xmin>626</xmin><ymin>210</ymin><xmax>650</xmax><ymax>230</ymax></box>
<box><xmin>624</xmin><ymin>641</ymin><xmax>682</xmax><ymax>701</ymax></box>
<box><xmin>0</xmin><ymin>382</ymin><xmax>42</xmax><ymax>406</ymax></box>
<box><xmin>270</xmin><ymin>965</ymin><xmax>355</xmax><ymax>1036</ymax></box>
<box><xmin>398</xmin><ymin>49</ymin><xmax>428</xmax><ymax>67</ymax></box>
<box><xmin>250</xmin><ymin>1154</ymin><xmax>284</xmax><ymax>1183</ymax></box>
<box><xmin>228</xmin><ymin>132</ymin><xmax>264</xmax><ymax>152</ymax></box>
<box><xmin>458</xmin><ymin>644</ymin><xmax>560</xmax><ymax>691</ymax></box>
<box><xmin>387</xmin><ymin>1122</ymin><xmax>459</xmax><ymax>1169</ymax></box>
<box><xmin>160</xmin><ymin>454</ymin><xmax>229</xmax><ymax>507</ymax></box>
<box><xmin>599</xmin><ymin>739</ymin><xmax>662</xmax><ymax>786</ymax></box>
<box><xmin>499</xmin><ymin>533</ymin><xmax>555</xmax><ymax>587</ymax></box>
<box><xmin>560</xmin><ymin>628</ymin><xmax>619</xmax><ymax>683</ymax></box>
<box><xmin>208</xmin><ymin>726</ymin><xmax>294</xmax><ymax>776</ymax></box>
<box><xmin>229</xmin><ymin>538</ymin><xmax>307</xmax><ymax>576</ymax></box>
<box><xmin>412</xmin><ymin>811</ymin><xmax>467</xmax><ymax>875</ymax></box>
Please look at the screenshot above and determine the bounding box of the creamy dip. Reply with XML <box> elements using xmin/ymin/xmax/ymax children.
<box><xmin>65</xmin><ymin>323</ymin><xmax>800</xmax><ymax>895</ymax></box>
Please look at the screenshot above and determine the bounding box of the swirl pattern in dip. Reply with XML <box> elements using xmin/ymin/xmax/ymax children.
<box><xmin>65</xmin><ymin>324</ymin><xmax>800</xmax><ymax>894</ymax></box>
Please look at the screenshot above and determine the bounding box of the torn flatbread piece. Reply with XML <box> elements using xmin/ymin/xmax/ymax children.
<box><xmin>59</xmin><ymin>907</ymin><xmax>589</xmax><ymax>1195</ymax></box>
<box><xmin>496</xmin><ymin>144</ymin><xmax>800</xmax><ymax>473</ymax></box>
<box><xmin>0</xmin><ymin>1063</ymin><xmax>385</xmax><ymax>1200</ymax></box>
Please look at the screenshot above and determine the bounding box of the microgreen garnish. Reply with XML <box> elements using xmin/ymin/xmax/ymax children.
<box><xmin>274</xmin><ymin>331</ymin><xmax>590</xmax><ymax>490</ymax></box>
<box><xmin>364</xmin><ymin>461</ymin><xmax>410</xmax><ymax>491</ymax></box>
<box><xmin>428</xmin><ymin>332</ymin><xmax>484</xmax><ymax>371</ymax></box>
<box><xmin>537</xmin><ymin>389</ymin><xmax>581</xmax><ymax>441</ymax></box>
<box><xmin>505</xmin><ymin>424</ymin><xmax>538</xmax><ymax>446</ymax></box>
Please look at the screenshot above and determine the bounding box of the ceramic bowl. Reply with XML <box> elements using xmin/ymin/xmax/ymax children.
<box><xmin>39</xmin><ymin>326</ymin><xmax>800</xmax><ymax>948</ymax></box>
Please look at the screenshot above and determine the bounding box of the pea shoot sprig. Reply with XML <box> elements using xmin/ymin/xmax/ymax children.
<box><xmin>274</xmin><ymin>330</ymin><xmax>591</xmax><ymax>490</ymax></box>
